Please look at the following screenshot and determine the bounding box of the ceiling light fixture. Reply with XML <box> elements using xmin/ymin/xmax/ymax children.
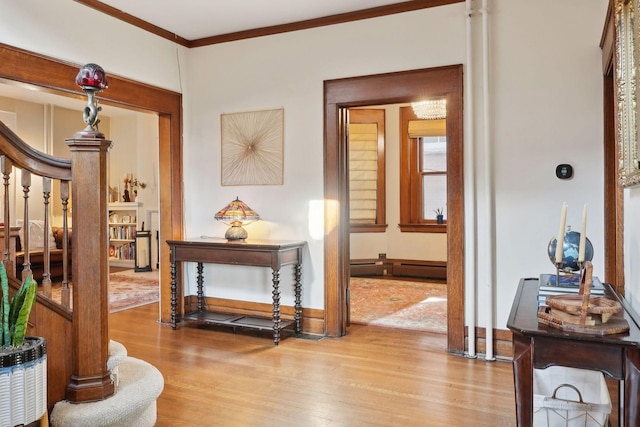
<box><xmin>411</xmin><ymin>98</ymin><xmax>447</xmax><ymax>120</ymax></box>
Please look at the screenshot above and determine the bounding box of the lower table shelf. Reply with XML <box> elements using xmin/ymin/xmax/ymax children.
<box><xmin>183</xmin><ymin>310</ymin><xmax>295</xmax><ymax>333</ymax></box>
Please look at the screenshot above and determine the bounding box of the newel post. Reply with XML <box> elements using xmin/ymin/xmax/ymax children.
<box><xmin>64</xmin><ymin>133</ymin><xmax>113</xmax><ymax>402</ymax></box>
<box><xmin>64</xmin><ymin>63</ymin><xmax>115</xmax><ymax>402</ymax></box>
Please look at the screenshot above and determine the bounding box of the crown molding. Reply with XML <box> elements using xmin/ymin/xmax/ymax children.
<box><xmin>74</xmin><ymin>0</ymin><xmax>462</xmax><ymax>48</ymax></box>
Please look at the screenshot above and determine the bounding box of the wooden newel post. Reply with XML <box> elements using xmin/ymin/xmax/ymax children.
<box><xmin>64</xmin><ymin>129</ymin><xmax>114</xmax><ymax>402</ymax></box>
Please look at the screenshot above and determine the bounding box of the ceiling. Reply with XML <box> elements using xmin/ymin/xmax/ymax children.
<box><xmin>78</xmin><ymin>0</ymin><xmax>446</xmax><ymax>46</ymax></box>
<box><xmin>2</xmin><ymin>0</ymin><xmax>448</xmax><ymax>114</ymax></box>
<box><xmin>97</xmin><ymin>0</ymin><xmax>411</xmax><ymax>40</ymax></box>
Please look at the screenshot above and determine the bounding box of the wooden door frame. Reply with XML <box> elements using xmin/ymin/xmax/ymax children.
<box><xmin>324</xmin><ymin>65</ymin><xmax>465</xmax><ymax>354</ymax></box>
<box><xmin>601</xmin><ymin>1</ymin><xmax>624</xmax><ymax>292</ymax></box>
<box><xmin>0</xmin><ymin>43</ymin><xmax>183</xmax><ymax>321</ymax></box>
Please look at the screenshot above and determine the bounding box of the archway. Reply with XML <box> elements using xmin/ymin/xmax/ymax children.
<box><xmin>0</xmin><ymin>43</ymin><xmax>183</xmax><ymax>323</ymax></box>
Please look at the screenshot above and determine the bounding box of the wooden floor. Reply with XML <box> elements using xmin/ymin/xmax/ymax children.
<box><xmin>109</xmin><ymin>303</ymin><xmax>516</xmax><ymax>426</ymax></box>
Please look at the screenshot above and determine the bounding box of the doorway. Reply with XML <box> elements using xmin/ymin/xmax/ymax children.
<box><xmin>0</xmin><ymin>44</ymin><xmax>183</xmax><ymax>324</ymax></box>
<box><xmin>324</xmin><ymin>65</ymin><xmax>465</xmax><ymax>354</ymax></box>
<box><xmin>347</xmin><ymin>105</ymin><xmax>449</xmax><ymax>334</ymax></box>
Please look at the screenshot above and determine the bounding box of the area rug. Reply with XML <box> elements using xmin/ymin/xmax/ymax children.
<box><xmin>349</xmin><ymin>277</ymin><xmax>447</xmax><ymax>333</ymax></box>
<box><xmin>108</xmin><ymin>271</ymin><xmax>159</xmax><ymax>312</ymax></box>
<box><xmin>49</xmin><ymin>270</ymin><xmax>159</xmax><ymax>313</ymax></box>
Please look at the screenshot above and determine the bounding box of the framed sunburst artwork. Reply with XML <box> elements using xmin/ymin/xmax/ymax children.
<box><xmin>221</xmin><ymin>108</ymin><xmax>284</xmax><ymax>185</ymax></box>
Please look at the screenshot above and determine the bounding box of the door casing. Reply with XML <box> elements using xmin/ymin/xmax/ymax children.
<box><xmin>324</xmin><ymin>65</ymin><xmax>465</xmax><ymax>354</ymax></box>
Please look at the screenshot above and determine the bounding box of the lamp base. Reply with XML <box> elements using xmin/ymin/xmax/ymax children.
<box><xmin>225</xmin><ymin>225</ymin><xmax>248</xmax><ymax>241</ymax></box>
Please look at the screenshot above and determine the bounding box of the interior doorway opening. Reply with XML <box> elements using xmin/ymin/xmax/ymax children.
<box><xmin>346</xmin><ymin>104</ymin><xmax>448</xmax><ymax>334</ymax></box>
<box><xmin>324</xmin><ymin>65</ymin><xmax>465</xmax><ymax>354</ymax></box>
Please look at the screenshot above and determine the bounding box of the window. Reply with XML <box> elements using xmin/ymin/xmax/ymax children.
<box><xmin>399</xmin><ymin>106</ymin><xmax>447</xmax><ymax>232</ymax></box>
<box><xmin>420</xmin><ymin>136</ymin><xmax>447</xmax><ymax>219</ymax></box>
<box><xmin>348</xmin><ymin>109</ymin><xmax>387</xmax><ymax>232</ymax></box>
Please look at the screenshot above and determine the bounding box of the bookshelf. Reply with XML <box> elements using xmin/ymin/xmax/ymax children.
<box><xmin>108</xmin><ymin>202</ymin><xmax>139</xmax><ymax>267</ymax></box>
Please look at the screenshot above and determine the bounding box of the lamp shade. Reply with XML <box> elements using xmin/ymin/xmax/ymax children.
<box><xmin>214</xmin><ymin>197</ymin><xmax>260</xmax><ymax>223</ymax></box>
<box><xmin>215</xmin><ymin>197</ymin><xmax>260</xmax><ymax>240</ymax></box>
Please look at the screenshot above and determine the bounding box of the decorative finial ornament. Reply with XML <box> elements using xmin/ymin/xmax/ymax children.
<box><xmin>75</xmin><ymin>63</ymin><xmax>108</xmax><ymax>132</ymax></box>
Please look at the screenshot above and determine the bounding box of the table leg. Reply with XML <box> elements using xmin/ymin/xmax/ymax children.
<box><xmin>294</xmin><ymin>263</ymin><xmax>302</xmax><ymax>335</ymax></box>
<box><xmin>196</xmin><ymin>262</ymin><xmax>204</xmax><ymax>312</ymax></box>
<box><xmin>625</xmin><ymin>348</ymin><xmax>640</xmax><ymax>426</ymax></box>
<box><xmin>512</xmin><ymin>335</ymin><xmax>533</xmax><ymax>426</ymax></box>
<box><xmin>170</xmin><ymin>260</ymin><xmax>177</xmax><ymax>329</ymax></box>
<box><xmin>272</xmin><ymin>268</ymin><xmax>281</xmax><ymax>345</ymax></box>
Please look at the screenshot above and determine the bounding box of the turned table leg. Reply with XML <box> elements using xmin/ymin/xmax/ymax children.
<box><xmin>170</xmin><ymin>259</ymin><xmax>177</xmax><ymax>329</ymax></box>
<box><xmin>196</xmin><ymin>262</ymin><xmax>204</xmax><ymax>312</ymax></box>
<box><xmin>272</xmin><ymin>268</ymin><xmax>281</xmax><ymax>345</ymax></box>
<box><xmin>294</xmin><ymin>263</ymin><xmax>302</xmax><ymax>335</ymax></box>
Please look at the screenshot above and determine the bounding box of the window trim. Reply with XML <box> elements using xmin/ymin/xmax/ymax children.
<box><xmin>399</xmin><ymin>106</ymin><xmax>447</xmax><ymax>232</ymax></box>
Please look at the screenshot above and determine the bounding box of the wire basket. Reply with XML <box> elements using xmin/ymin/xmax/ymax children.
<box><xmin>533</xmin><ymin>367</ymin><xmax>611</xmax><ymax>427</ymax></box>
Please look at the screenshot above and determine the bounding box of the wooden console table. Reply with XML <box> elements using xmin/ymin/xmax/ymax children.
<box><xmin>507</xmin><ymin>277</ymin><xmax>640</xmax><ymax>426</ymax></box>
<box><xmin>167</xmin><ymin>238</ymin><xmax>306</xmax><ymax>345</ymax></box>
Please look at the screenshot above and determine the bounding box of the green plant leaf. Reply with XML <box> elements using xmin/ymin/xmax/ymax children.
<box><xmin>8</xmin><ymin>275</ymin><xmax>29</xmax><ymax>336</ymax></box>
<box><xmin>11</xmin><ymin>276</ymin><xmax>37</xmax><ymax>347</ymax></box>
<box><xmin>0</xmin><ymin>263</ymin><xmax>9</xmax><ymax>348</ymax></box>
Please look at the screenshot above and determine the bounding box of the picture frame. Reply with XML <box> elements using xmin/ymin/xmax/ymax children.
<box><xmin>221</xmin><ymin>108</ymin><xmax>284</xmax><ymax>185</ymax></box>
<box><xmin>615</xmin><ymin>0</ymin><xmax>640</xmax><ymax>187</ymax></box>
<box><xmin>122</xmin><ymin>215</ymin><xmax>131</xmax><ymax>224</ymax></box>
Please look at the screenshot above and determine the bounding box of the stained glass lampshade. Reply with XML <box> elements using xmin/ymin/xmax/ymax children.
<box><xmin>214</xmin><ymin>197</ymin><xmax>260</xmax><ymax>240</ymax></box>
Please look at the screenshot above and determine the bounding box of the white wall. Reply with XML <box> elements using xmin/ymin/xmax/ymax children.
<box><xmin>0</xmin><ymin>0</ymin><xmax>186</xmax><ymax>94</ymax></box>
<box><xmin>184</xmin><ymin>5</ymin><xmax>466</xmax><ymax>309</ymax></box>
<box><xmin>0</xmin><ymin>0</ymin><xmax>171</xmax><ymax>272</ymax></box>
<box><xmin>0</xmin><ymin>95</ymin><xmax>157</xmax><ymax>228</ymax></box>
<box><xmin>489</xmin><ymin>1</ymin><xmax>608</xmax><ymax>328</ymax></box>
<box><xmin>0</xmin><ymin>0</ymin><xmax>612</xmax><ymax>330</ymax></box>
<box><xmin>0</xmin><ymin>98</ymin><xmax>99</xmax><ymax>222</ymax></box>
<box><xmin>108</xmin><ymin>113</ymin><xmax>159</xmax><ymax>210</ymax></box>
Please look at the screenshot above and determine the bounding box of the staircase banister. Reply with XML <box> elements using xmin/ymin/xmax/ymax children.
<box><xmin>0</xmin><ymin>120</ymin><xmax>72</xmax><ymax>180</ymax></box>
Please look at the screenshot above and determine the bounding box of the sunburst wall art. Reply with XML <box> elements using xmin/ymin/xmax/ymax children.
<box><xmin>221</xmin><ymin>108</ymin><xmax>284</xmax><ymax>185</ymax></box>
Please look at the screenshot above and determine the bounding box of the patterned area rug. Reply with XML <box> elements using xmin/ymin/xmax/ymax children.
<box><xmin>49</xmin><ymin>270</ymin><xmax>159</xmax><ymax>313</ymax></box>
<box><xmin>108</xmin><ymin>271</ymin><xmax>159</xmax><ymax>312</ymax></box>
<box><xmin>349</xmin><ymin>277</ymin><xmax>447</xmax><ymax>333</ymax></box>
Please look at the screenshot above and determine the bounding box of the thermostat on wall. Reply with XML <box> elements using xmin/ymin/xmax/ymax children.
<box><xmin>556</xmin><ymin>164</ymin><xmax>573</xmax><ymax>179</ymax></box>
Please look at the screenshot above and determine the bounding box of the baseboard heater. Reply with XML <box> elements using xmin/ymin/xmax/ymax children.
<box><xmin>350</xmin><ymin>258</ymin><xmax>446</xmax><ymax>281</ymax></box>
<box><xmin>350</xmin><ymin>259</ymin><xmax>386</xmax><ymax>277</ymax></box>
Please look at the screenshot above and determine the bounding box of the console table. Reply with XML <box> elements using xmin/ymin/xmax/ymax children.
<box><xmin>507</xmin><ymin>277</ymin><xmax>640</xmax><ymax>426</ymax></box>
<box><xmin>167</xmin><ymin>238</ymin><xmax>306</xmax><ymax>345</ymax></box>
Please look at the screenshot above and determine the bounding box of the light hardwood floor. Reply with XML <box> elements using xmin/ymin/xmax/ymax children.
<box><xmin>109</xmin><ymin>303</ymin><xmax>516</xmax><ymax>426</ymax></box>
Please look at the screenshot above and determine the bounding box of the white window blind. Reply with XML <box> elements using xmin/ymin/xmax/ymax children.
<box><xmin>349</xmin><ymin>122</ymin><xmax>378</xmax><ymax>223</ymax></box>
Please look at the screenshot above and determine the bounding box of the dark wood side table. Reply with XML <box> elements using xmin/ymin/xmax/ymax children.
<box><xmin>507</xmin><ymin>277</ymin><xmax>640</xmax><ymax>426</ymax></box>
<box><xmin>167</xmin><ymin>238</ymin><xmax>306</xmax><ymax>345</ymax></box>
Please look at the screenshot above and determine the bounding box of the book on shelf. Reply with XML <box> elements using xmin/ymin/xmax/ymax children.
<box><xmin>538</xmin><ymin>273</ymin><xmax>605</xmax><ymax>296</ymax></box>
